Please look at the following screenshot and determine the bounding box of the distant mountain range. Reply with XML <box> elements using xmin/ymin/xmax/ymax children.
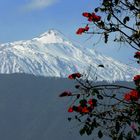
<box><xmin>0</xmin><ymin>29</ymin><xmax>138</xmax><ymax>81</ymax></box>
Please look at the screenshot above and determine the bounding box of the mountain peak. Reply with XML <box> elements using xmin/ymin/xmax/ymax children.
<box><xmin>0</xmin><ymin>29</ymin><xmax>138</xmax><ymax>81</ymax></box>
<box><xmin>40</xmin><ymin>29</ymin><xmax>62</xmax><ymax>36</ymax></box>
<box><xmin>32</xmin><ymin>29</ymin><xmax>68</xmax><ymax>44</ymax></box>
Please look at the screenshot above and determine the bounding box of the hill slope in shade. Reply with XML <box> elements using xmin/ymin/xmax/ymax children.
<box><xmin>0</xmin><ymin>29</ymin><xmax>138</xmax><ymax>81</ymax></box>
<box><xmin>0</xmin><ymin>74</ymin><xmax>135</xmax><ymax>140</ymax></box>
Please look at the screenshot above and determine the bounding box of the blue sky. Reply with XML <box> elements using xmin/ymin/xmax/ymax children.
<box><xmin>0</xmin><ymin>0</ymin><xmax>95</xmax><ymax>42</ymax></box>
<box><xmin>0</xmin><ymin>0</ymin><xmax>137</xmax><ymax>67</ymax></box>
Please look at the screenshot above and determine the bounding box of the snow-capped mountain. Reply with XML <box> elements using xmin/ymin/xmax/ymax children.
<box><xmin>0</xmin><ymin>29</ymin><xmax>138</xmax><ymax>81</ymax></box>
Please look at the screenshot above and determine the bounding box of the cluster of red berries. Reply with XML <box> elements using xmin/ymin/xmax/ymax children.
<box><xmin>134</xmin><ymin>51</ymin><xmax>140</xmax><ymax>63</ymax></box>
<box><xmin>124</xmin><ymin>90</ymin><xmax>140</xmax><ymax>101</ymax></box>
<box><xmin>124</xmin><ymin>75</ymin><xmax>140</xmax><ymax>101</ymax></box>
<box><xmin>133</xmin><ymin>75</ymin><xmax>140</xmax><ymax>86</ymax></box>
<box><xmin>76</xmin><ymin>12</ymin><xmax>101</xmax><ymax>35</ymax></box>
<box><xmin>68</xmin><ymin>72</ymin><xmax>82</xmax><ymax>79</ymax></box>
<box><xmin>68</xmin><ymin>99</ymin><xmax>97</xmax><ymax>114</ymax></box>
<box><xmin>76</xmin><ymin>25</ymin><xmax>89</xmax><ymax>35</ymax></box>
<box><xmin>82</xmin><ymin>12</ymin><xmax>101</xmax><ymax>22</ymax></box>
<box><xmin>134</xmin><ymin>52</ymin><xmax>140</xmax><ymax>59</ymax></box>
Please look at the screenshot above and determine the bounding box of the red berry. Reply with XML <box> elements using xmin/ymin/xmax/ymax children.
<box><xmin>68</xmin><ymin>107</ymin><xmax>73</xmax><ymax>113</ymax></box>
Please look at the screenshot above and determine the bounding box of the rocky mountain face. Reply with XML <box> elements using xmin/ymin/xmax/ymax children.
<box><xmin>0</xmin><ymin>29</ymin><xmax>138</xmax><ymax>81</ymax></box>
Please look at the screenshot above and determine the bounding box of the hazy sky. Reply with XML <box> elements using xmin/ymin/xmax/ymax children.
<box><xmin>0</xmin><ymin>0</ymin><xmax>95</xmax><ymax>42</ymax></box>
<box><xmin>0</xmin><ymin>0</ymin><xmax>137</xmax><ymax>67</ymax></box>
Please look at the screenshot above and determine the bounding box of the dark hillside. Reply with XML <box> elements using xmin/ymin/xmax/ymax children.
<box><xmin>0</xmin><ymin>74</ymin><xmax>134</xmax><ymax>140</ymax></box>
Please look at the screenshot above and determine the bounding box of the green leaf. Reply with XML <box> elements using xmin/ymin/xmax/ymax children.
<box><xmin>137</xmin><ymin>60</ymin><xmax>140</xmax><ymax>64</ymax></box>
<box><xmin>136</xmin><ymin>127</ymin><xmax>140</xmax><ymax>136</ymax></box>
<box><xmin>76</xmin><ymin>94</ymin><xmax>80</xmax><ymax>99</ymax></box>
<box><xmin>126</xmin><ymin>131</ymin><xmax>133</xmax><ymax>139</ymax></box>
<box><xmin>86</xmin><ymin>128</ymin><xmax>92</xmax><ymax>135</ymax></box>
<box><xmin>103</xmin><ymin>1</ymin><xmax>111</xmax><ymax>7</ymax></box>
<box><xmin>103</xmin><ymin>120</ymin><xmax>106</xmax><ymax>125</ymax></box>
<box><xmin>100</xmin><ymin>8</ymin><xmax>106</xmax><ymax>12</ymax></box>
<box><xmin>118</xmin><ymin>132</ymin><xmax>123</xmax><ymax>140</ymax></box>
<box><xmin>130</xmin><ymin>5</ymin><xmax>135</xmax><ymax>10</ymax></box>
<box><xmin>87</xmin><ymin>118</ymin><xmax>91</xmax><ymax>122</ymax></box>
<box><xmin>104</xmin><ymin>32</ymin><xmax>109</xmax><ymax>43</ymax></box>
<box><xmin>92</xmin><ymin>89</ymin><xmax>99</xmax><ymax>94</ymax></box>
<box><xmin>77</xmin><ymin>118</ymin><xmax>81</xmax><ymax>122</ymax></box>
<box><xmin>123</xmin><ymin>16</ymin><xmax>130</xmax><ymax>24</ymax></box>
<box><xmin>112</xmin><ymin>94</ymin><xmax>116</xmax><ymax>98</ymax></box>
<box><xmin>98</xmin><ymin>21</ymin><xmax>105</xmax><ymax>28</ymax></box>
<box><xmin>92</xmin><ymin>118</ymin><xmax>98</xmax><ymax>128</ymax></box>
<box><xmin>79</xmin><ymin>128</ymin><xmax>85</xmax><ymax>136</ymax></box>
<box><xmin>115</xmin><ymin>0</ymin><xmax>119</xmax><ymax>5</ymax></box>
<box><xmin>136</xmin><ymin>22</ymin><xmax>140</xmax><ymax>26</ymax></box>
<box><xmin>138</xmin><ymin>119</ymin><xmax>140</xmax><ymax>125</ymax></box>
<box><xmin>98</xmin><ymin>130</ymin><xmax>103</xmax><ymax>138</ymax></box>
<box><xmin>115</xmin><ymin>121</ymin><xmax>120</xmax><ymax>133</ymax></box>
<box><xmin>107</xmin><ymin>13</ymin><xmax>111</xmax><ymax>21</ymax></box>
<box><xmin>67</xmin><ymin>117</ymin><xmax>71</xmax><ymax>121</ymax></box>
<box><xmin>79</xmin><ymin>99</ymin><xmax>87</xmax><ymax>107</ymax></box>
<box><xmin>94</xmin><ymin>7</ymin><xmax>99</xmax><ymax>12</ymax></box>
<box><xmin>97</xmin><ymin>94</ymin><xmax>103</xmax><ymax>100</ymax></box>
<box><xmin>126</xmin><ymin>119</ymin><xmax>131</xmax><ymax>125</ymax></box>
<box><xmin>98</xmin><ymin>64</ymin><xmax>104</xmax><ymax>68</ymax></box>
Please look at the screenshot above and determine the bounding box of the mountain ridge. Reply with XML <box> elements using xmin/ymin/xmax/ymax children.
<box><xmin>0</xmin><ymin>29</ymin><xmax>138</xmax><ymax>81</ymax></box>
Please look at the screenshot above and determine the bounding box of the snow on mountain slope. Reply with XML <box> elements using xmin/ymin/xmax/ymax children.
<box><xmin>0</xmin><ymin>29</ymin><xmax>138</xmax><ymax>81</ymax></box>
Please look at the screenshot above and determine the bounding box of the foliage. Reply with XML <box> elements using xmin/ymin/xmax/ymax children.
<box><xmin>59</xmin><ymin>0</ymin><xmax>140</xmax><ymax>139</ymax></box>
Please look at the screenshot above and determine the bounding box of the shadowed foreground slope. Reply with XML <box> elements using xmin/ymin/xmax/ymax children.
<box><xmin>0</xmin><ymin>74</ymin><xmax>134</xmax><ymax>140</ymax></box>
